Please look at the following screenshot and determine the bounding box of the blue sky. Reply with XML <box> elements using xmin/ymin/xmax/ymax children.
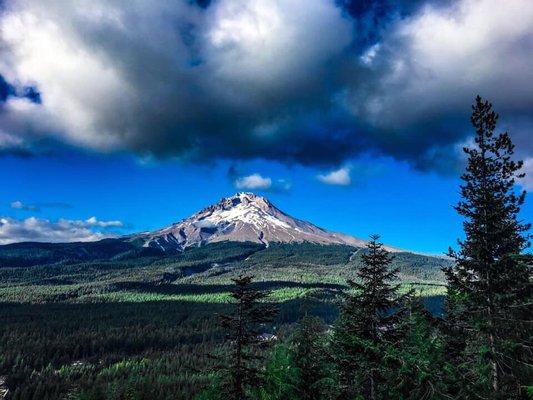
<box><xmin>2</xmin><ymin>150</ymin><xmax>531</xmax><ymax>254</ymax></box>
<box><xmin>0</xmin><ymin>0</ymin><xmax>532</xmax><ymax>252</ymax></box>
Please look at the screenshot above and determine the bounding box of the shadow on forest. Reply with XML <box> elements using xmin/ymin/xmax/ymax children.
<box><xmin>0</xmin><ymin>297</ymin><xmax>340</xmax><ymax>327</ymax></box>
<box><xmin>0</xmin><ymin>295</ymin><xmax>444</xmax><ymax>329</ymax></box>
<box><xmin>110</xmin><ymin>280</ymin><xmax>346</xmax><ymax>295</ymax></box>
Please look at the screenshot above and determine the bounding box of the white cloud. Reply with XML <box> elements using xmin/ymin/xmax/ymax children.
<box><xmin>349</xmin><ymin>0</ymin><xmax>533</xmax><ymax>136</ymax></box>
<box><xmin>204</xmin><ymin>0</ymin><xmax>351</xmax><ymax>97</ymax></box>
<box><xmin>360</xmin><ymin>43</ymin><xmax>380</xmax><ymax>66</ymax></box>
<box><xmin>317</xmin><ymin>166</ymin><xmax>351</xmax><ymax>186</ymax></box>
<box><xmin>0</xmin><ymin>216</ymin><xmax>123</xmax><ymax>244</ymax></box>
<box><xmin>10</xmin><ymin>200</ymin><xmax>38</xmax><ymax>211</ymax></box>
<box><xmin>10</xmin><ymin>201</ymin><xmax>24</xmax><ymax>209</ymax></box>
<box><xmin>234</xmin><ymin>173</ymin><xmax>272</xmax><ymax>190</ymax></box>
<box><xmin>0</xmin><ymin>0</ymin><xmax>531</xmax><ymax>170</ymax></box>
<box><xmin>0</xmin><ymin>0</ymin><xmax>352</xmax><ymax>161</ymax></box>
<box><xmin>518</xmin><ymin>158</ymin><xmax>533</xmax><ymax>192</ymax></box>
<box><xmin>85</xmin><ymin>216</ymin><xmax>123</xmax><ymax>228</ymax></box>
<box><xmin>275</xmin><ymin>179</ymin><xmax>292</xmax><ymax>192</ymax></box>
<box><xmin>0</xmin><ymin>130</ymin><xmax>24</xmax><ymax>149</ymax></box>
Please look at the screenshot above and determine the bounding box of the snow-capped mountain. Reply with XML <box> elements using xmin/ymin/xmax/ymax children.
<box><xmin>130</xmin><ymin>192</ymin><xmax>378</xmax><ymax>252</ymax></box>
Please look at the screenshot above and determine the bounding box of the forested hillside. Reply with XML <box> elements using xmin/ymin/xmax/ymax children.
<box><xmin>0</xmin><ymin>241</ymin><xmax>446</xmax><ymax>399</ymax></box>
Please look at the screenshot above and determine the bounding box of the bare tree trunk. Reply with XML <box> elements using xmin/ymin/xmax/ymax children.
<box><xmin>489</xmin><ymin>333</ymin><xmax>499</xmax><ymax>392</ymax></box>
<box><xmin>487</xmin><ymin>306</ymin><xmax>499</xmax><ymax>393</ymax></box>
<box><xmin>486</xmin><ymin>270</ymin><xmax>499</xmax><ymax>394</ymax></box>
<box><xmin>370</xmin><ymin>317</ymin><xmax>377</xmax><ymax>400</ymax></box>
<box><xmin>233</xmin><ymin>303</ymin><xmax>244</xmax><ymax>400</ymax></box>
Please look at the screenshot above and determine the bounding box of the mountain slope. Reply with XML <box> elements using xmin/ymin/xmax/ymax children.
<box><xmin>130</xmin><ymin>192</ymin><xmax>372</xmax><ymax>252</ymax></box>
<box><xmin>0</xmin><ymin>192</ymin><xmax>413</xmax><ymax>268</ymax></box>
<box><xmin>0</xmin><ymin>239</ymin><xmax>164</xmax><ymax>268</ymax></box>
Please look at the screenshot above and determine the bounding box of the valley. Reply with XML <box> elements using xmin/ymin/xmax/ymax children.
<box><xmin>0</xmin><ymin>242</ymin><xmax>448</xmax><ymax>305</ymax></box>
<box><xmin>0</xmin><ymin>241</ymin><xmax>449</xmax><ymax>399</ymax></box>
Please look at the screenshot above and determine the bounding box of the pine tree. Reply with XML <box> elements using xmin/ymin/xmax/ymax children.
<box><xmin>386</xmin><ymin>295</ymin><xmax>449</xmax><ymax>400</ymax></box>
<box><xmin>257</xmin><ymin>344</ymin><xmax>299</xmax><ymax>400</ymax></box>
<box><xmin>444</xmin><ymin>96</ymin><xmax>532</xmax><ymax>398</ymax></box>
<box><xmin>332</xmin><ymin>235</ymin><xmax>404</xmax><ymax>400</ymax></box>
<box><xmin>290</xmin><ymin>315</ymin><xmax>333</xmax><ymax>400</ymax></box>
<box><xmin>218</xmin><ymin>274</ymin><xmax>278</xmax><ymax>400</ymax></box>
<box><xmin>440</xmin><ymin>285</ymin><xmax>469</xmax><ymax>398</ymax></box>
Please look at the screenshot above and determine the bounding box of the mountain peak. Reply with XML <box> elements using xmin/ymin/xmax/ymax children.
<box><xmin>221</xmin><ymin>192</ymin><xmax>268</xmax><ymax>206</ymax></box>
<box><xmin>194</xmin><ymin>192</ymin><xmax>273</xmax><ymax>218</ymax></box>
<box><xmin>132</xmin><ymin>193</ymin><xmax>369</xmax><ymax>252</ymax></box>
<box><xmin>233</xmin><ymin>192</ymin><xmax>261</xmax><ymax>200</ymax></box>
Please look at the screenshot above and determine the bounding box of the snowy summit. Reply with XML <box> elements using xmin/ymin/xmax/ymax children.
<box><xmin>132</xmin><ymin>192</ymin><xmax>370</xmax><ymax>252</ymax></box>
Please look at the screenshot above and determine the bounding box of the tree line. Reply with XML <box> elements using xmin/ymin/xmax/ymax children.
<box><xmin>200</xmin><ymin>97</ymin><xmax>532</xmax><ymax>400</ymax></box>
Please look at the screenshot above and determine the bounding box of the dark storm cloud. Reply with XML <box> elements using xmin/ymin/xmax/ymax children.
<box><xmin>341</xmin><ymin>0</ymin><xmax>533</xmax><ymax>166</ymax></box>
<box><xmin>338</xmin><ymin>0</ymin><xmax>446</xmax><ymax>45</ymax></box>
<box><xmin>0</xmin><ymin>0</ymin><xmax>531</xmax><ymax>171</ymax></box>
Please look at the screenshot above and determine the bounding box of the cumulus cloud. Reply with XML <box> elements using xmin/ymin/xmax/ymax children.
<box><xmin>0</xmin><ymin>216</ymin><xmax>122</xmax><ymax>244</ymax></box>
<box><xmin>344</xmin><ymin>0</ymin><xmax>533</xmax><ymax>167</ymax></box>
<box><xmin>317</xmin><ymin>166</ymin><xmax>351</xmax><ymax>186</ymax></box>
<box><xmin>0</xmin><ymin>0</ymin><xmax>531</xmax><ymax>170</ymax></box>
<box><xmin>0</xmin><ymin>0</ymin><xmax>353</xmax><ymax>163</ymax></box>
<box><xmin>230</xmin><ymin>165</ymin><xmax>292</xmax><ymax>192</ymax></box>
<box><xmin>234</xmin><ymin>173</ymin><xmax>272</xmax><ymax>190</ymax></box>
<box><xmin>85</xmin><ymin>216</ymin><xmax>123</xmax><ymax>228</ymax></box>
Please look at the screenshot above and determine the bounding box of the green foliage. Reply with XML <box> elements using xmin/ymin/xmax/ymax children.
<box><xmin>1</xmin><ymin>301</ymin><xmax>223</xmax><ymax>399</ymax></box>
<box><xmin>445</xmin><ymin>96</ymin><xmax>532</xmax><ymax>399</ymax></box>
<box><xmin>332</xmin><ymin>235</ymin><xmax>405</xmax><ymax>400</ymax></box>
<box><xmin>384</xmin><ymin>297</ymin><xmax>450</xmax><ymax>400</ymax></box>
<box><xmin>0</xmin><ymin>239</ymin><xmax>141</xmax><ymax>268</ymax></box>
<box><xmin>0</xmin><ymin>240</ymin><xmax>451</xmax><ymax>398</ymax></box>
<box><xmin>289</xmin><ymin>315</ymin><xmax>336</xmax><ymax>400</ymax></box>
<box><xmin>255</xmin><ymin>345</ymin><xmax>299</xmax><ymax>400</ymax></box>
<box><xmin>216</xmin><ymin>275</ymin><xmax>278</xmax><ymax>400</ymax></box>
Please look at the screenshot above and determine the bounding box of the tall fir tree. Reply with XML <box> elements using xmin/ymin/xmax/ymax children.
<box><xmin>218</xmin><ymin>274</ymin><xmax>278</xmax><ymax>400</ymax></box>
<box><xmin>386</xmin><ymin>295</ymin><xmax>449</xmax><ymax>400</ymax></box>
<box><xmin>253</xmin><ymin>314</ymin><xmax>335</xmax><ymax>400</ymax></box>
<box><xmin>332</xmin><ymin>235</ymin><xmax>404</xmax><ymax>400</ymax></box>
<box><xmin>290</xmin><ymin>315</ymin><xmax>334</xmax><ymax>400</ymax></box>
<box><xmin>444</xmin><ymin>96</ymin><xmax>532</xmax><ymax>398</ymax></box>
<box><xmin>440</xmin><ymin>285</ymin><xmax>469</xmax><ymax>398</ymax></box>
<box><xmin>257</xmin><ymin>344</ymin><xmax>300</xmax><ymax>400</ymax></box>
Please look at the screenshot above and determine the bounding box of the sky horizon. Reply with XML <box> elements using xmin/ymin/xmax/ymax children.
<box><xmin>1</xmin><ymin>0</ymin><xmax>532</xmax><ymax>254</ymax></box>
<box><xmin>3</xmin><ymin>149</ymin><xmax>531</xmax><ymax>254</ymax></box>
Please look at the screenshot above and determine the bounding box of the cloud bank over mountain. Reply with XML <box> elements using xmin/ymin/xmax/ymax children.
<box><xmin>0</xmin><ymin>0</ymin><xmax>531</xmax><ymax>171</ymax></box>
